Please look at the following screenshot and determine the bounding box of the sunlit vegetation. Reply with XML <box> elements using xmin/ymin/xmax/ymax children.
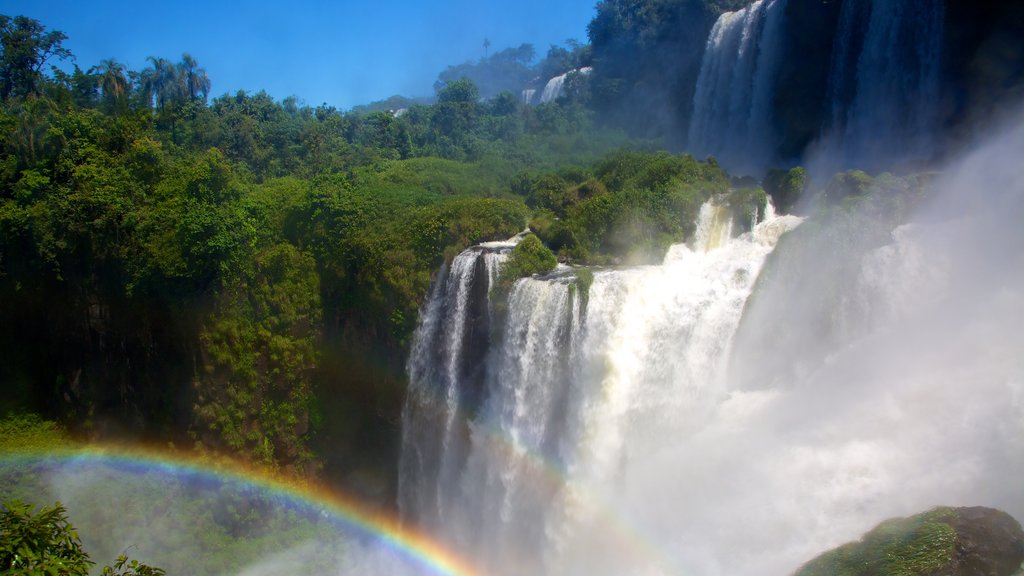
<box><xmin>0</xmin><ymin>13</ymin><xmax>690</xmax><ymax>493</ymax></box>
<box><xmin>791</xmin><ymin>507</ymin><xmax>1024</xmax><ymax>576</ymax></box>
<box><xmin>495</xmin><ymin>234</ymin><xmax>557</xmax><ymax>293</ymax></box>
<box><xmin>0</xmin><ymin>8</ymin><xmax>775</xmax><ymax>503</ymax></box>
<box><xmin>527</xmin><ymin>151</ymin><xmax>731</xmax><ymax>264</ymax></box>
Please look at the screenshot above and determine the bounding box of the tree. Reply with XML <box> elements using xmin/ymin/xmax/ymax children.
<box><xmin>431</xmin><ymin>78</ymin><xmax>481</xmax><ymax>156</ymax></box>
<box><xmin>94</xmin><ymin>58</ymin><xmax>129</xmax><ymax>110</ymax></box>
<box><xmin>0</xmin><ymin>500</ymin><xmax>164</xmax><ymax>575</ymax></box>
<box><xmin>178</xmin><ymin>53</ymin><xmax>210</xmax><ymax>102</ymax></box>
<box><xmin>0</xmin><ymin>14</ymin><xmax>73</xmax><ymax>100</ymax></box>
<box><xmin>139</xmin><ymin>56</ymin><xmax>180</xmax><ymax>108</ymax></box>
<box><xmin>434</xmin><ymin>43</ymin><xmax>535</xmax><ymax>100</ymax></box>
<box><xmin>0</xmin><ymin>500</ymin><xmax>91</xmax><ymax>574</ymax></box>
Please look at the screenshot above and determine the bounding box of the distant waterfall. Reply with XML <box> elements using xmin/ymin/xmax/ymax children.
<box><xmin>538</xmin><ymin>67</ymin><xmax>593</xmax><ymax>104</ymax></box>
<box><xmin>824</xmin><ymin>0</ymin><xmax>944</xmax><ymax>169</ymax></box>
<box><xmin>688</xmin><ymin>0</ymin><xmax>789</xmax><ymax>175</ymax></box>
<box><xmin>539</xmin><ymin>74</ymin><xmax>567</xmax><ymax>104</ymax></box>
<box><xmin>399</xmin><ymin>200</ymin><xmax>802</xmax><ymax>575</ymax></box>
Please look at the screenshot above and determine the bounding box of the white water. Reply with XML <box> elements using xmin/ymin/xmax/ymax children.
<box><xmin>538</xmin><ymin>67</ymin><xmax>593</xmax><ymax>105</ymax></box>
<box><xmin>398</xmin><ymin>111</ymin><xmax>1024</xmax><ymax>574</ymax></box>
<box><xmin>823</xmin><ymin>0</ymin><xmax>944</xmax><ymax>169</ymax></box>
<box><xmin>398</xmin><ymin>243</ymin><xmax>513</xmax><ymax>531</ymax></box>
<box><xmin>400</xmin><ymin>201</ymin><xmax>806</xmax><ymax>574</ymax></box>
<box><xmin>688</xmin><ymin>0</ymin><xmax>789</xmax><ymax>175</ymax></box>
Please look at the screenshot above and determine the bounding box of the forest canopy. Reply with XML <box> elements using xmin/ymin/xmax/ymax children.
<box><xmin>0</xmin><ymin>13</ymin><xmax>734</xmax><ymax>500</ymax></box>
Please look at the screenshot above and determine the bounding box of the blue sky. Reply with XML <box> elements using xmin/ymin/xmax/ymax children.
<box><xmin>1</xmin><ymin>0</ymin><xmax>598</xmax><ymax>109</ymax></box>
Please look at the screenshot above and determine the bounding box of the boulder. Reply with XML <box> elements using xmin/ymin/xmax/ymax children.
<box><xmin>794</xmin><ymin>506</ymin><xmax>1024</xmax><ymax>576</ymax></box>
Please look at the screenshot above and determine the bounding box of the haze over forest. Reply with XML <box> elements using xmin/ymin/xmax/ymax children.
<box><xmin>1</xmin><ymin>1</ymin><xmax>1023</xmax><ymax>575</ymax></box>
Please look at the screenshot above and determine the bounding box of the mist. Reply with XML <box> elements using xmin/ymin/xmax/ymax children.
<box><xmin>394</xmin><ymin>99</ymin><xmax>1024</xmax><ymax>575</ymax></box>
<box><xmin>3</xmin><ymin>1</ymin><xmax>1024</xmax><ymax>574</ymax></box>
<box><xmin>19</xmin><ymin>113</ymin><xmax>1022</xmax><ymax>576</ymax></box>
<box><xmin>616</xmin><ymin>108</ymin><xmax>1024</xmax><ymax>575</ymax></box>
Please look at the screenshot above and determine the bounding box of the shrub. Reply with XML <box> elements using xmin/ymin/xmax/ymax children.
<box><xmin>762</xmin><ymin>166</ymin><xmax>806</xmax><ymax>214</ymax></box>
<box><xmin>495</xmin><ymin>234</ymin><xmax>557</xmax><ymax>295</ymax></box>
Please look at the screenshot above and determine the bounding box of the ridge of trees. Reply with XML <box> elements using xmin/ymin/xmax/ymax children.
<box><xmin>0</xmin><ymin>11</ymin><xmax>776</xmax><ymax>505</ymax></box>
<box><xmin>0</xmin><ymin>13</ymin><xmax>635</xmax><ymax>498</ymax></box>
<box><xmin>434</xmin><ymin>40</ymin><xmax>593</xmax><ymax>101</ymax></box>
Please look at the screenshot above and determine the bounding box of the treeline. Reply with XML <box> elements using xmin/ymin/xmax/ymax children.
<box><xmin>434</xmin><ymin>40</ymin><xmax>592</xmax><ymax>101</ymax></box>
<box><xmin>1</xmin><ymin>13</ymin><xmax>743</xmax><ymax>499</ymax></box>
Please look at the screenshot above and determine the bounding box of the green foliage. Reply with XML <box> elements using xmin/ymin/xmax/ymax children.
<box><xmin>562</xmin><ymin>150</ymin><xmax>729</xmax><ymax>263</ymax></box>
<box><xmin>194</xmin><ymin>242</ymin><xmax>321</xmax><ymax>471</ymax></box>
<box><xmin>101</xmin><ymin>555</ymin><xmax>167</xmax><ymax>576</ymax></box>
<box><xmin>0</xmin><ymin>15</ymin><xmax>72</xmax><ymax>101</ymax></box>
<box><xmin>527</xmin><ymin>173</ymin><xmax>574</xmax><ymax>215</ymax></box>
<box><xmin>1</xmin><ymin>499</ymin><xmax>165</xmax><ymax>575</ymax></box>
<box><xmin>824</xmin><ymin>169</ymin><xmax>875</xmax><ymax>203</ymax></box>
<box><xmin>1</xmin><ymin>500</ymin><xmax>92</xmax><ymax>575</ymax></box>
<box><xmin>529</xmin><ymin>208</ymin><xmax>579</xmax><ymax>258</ymax></box>
<box><xmin>0</xmin><ymin>12</ymin><xmax>652</xmax><ymax>487</ymax></box>
<box><xmin>495</xmin><ymin>234</ymin><xmax>557</xmax><ymax>295</ymax></box>
<box><xmin>795</xmin><ymin>507</ymin><xmax>959</xmax><ymax>576</ymax></box>
<box><xmin>762</xmin><ymin>166</ymin><xmax>806</xmax><ymax>214</ymax></box>
<box><xmin>0</xmin><ymin>461</ymin><xmax>343</xmax><ymax>576</ymax></box>
<box><xmin>0</xmin><ymin>414</ymin><xmax>69</xmax><ymax>452</ymax></box>
<box><xmin>725</xmin><ymin>186</ymin><xmax>769</xmax><ymax>233</ymax></box>
<box><xmin>572</xmin><ymin>266</ymin><xmax>594</xmax><ymax>307</ymax></box>
<box><xmin>435</xmin><ymin>44</ymin><xmax>536</xmax><ymax>100</ymax></box>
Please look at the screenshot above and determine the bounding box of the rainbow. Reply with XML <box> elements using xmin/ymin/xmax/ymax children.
<box><xmin>459</xmin><ymin>423</ymin><xmax>687</xmax><ymax>576</ymax></box>
<box><xmin>0</xmin><ymin>445</ymin><xmax>482</xmax><ymax>576</ymax></box>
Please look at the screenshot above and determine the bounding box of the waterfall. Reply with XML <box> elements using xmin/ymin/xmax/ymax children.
<box><xmin>398</xmin><ymin>242</ymin><xmax>513</xmax><ymax>530</ymax></box>
<box><xmin>539</xmin><ymin>73</ymin><xmax>568</xmax><ymax>105</ymax></box>
<box><xmin>688</xmin><ymin>0</ymin><xmax>789</xmax><ymax>175</ymax></box>
<box><xmin>521</xmin><ymin>88</ymin><xmax>537</xmax><ymax>106</ymax></box>
<box><xmin>824</xmin><ymin>0</ymin><xmax>944</xmax><ymax>169</ymax></box>
<box><xmin>399</xmin><ymin>200</ymin><xmax>803</xmax><ymax>574</ymax></box>
<box><xmin>394</xmin><ymin>91</ymin><xmax>1024</xmax><ymax>576</ymax></box>
<box><xmin>398</xmin><ymin>111</ymin><xmax>1024</xmax><ymax>572</ymax></box>
<box><xmin>538</xmin><ymin>67</ymin><xmax>593</xmax><ymax>105</ymax></box>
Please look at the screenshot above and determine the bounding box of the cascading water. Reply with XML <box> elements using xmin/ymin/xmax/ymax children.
<box><xmin>399</xmin><ymin>199</ymin><xmax>803</xmax><ymax>574</ymax></box>
<box><xmin>539</xmin><ymin>74</ymin><xmax>567</xmax><ymax>104</ymax></box>
<box><xmin>398</xmin><ymin>110</ymin><xmax>1024</xmax><ymax>574</ymax></box>
<box><xmin>823</xmin><ymin>0</ymin><xmax>944</xmax><ymax>169</ymax></box>
<box><xmin>688</xmin><ymin>0</ymin><xmax>789</xmax><ymax>175</ymax></box>
<box><xmin>398</xmin><ymin>241</ymin><xmax>514</xmax><ymax>532</ymax></box>
<box><xmin>538</xmin><ymin>67</ymin><xmax>592</xmax><ymax>104</ymax></box>
<box><xmin>688</xmin><ymin>0</ymin><xmax>945</xmax><ymax>174</ymax></box>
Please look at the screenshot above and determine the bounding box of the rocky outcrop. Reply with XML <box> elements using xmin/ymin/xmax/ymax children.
<box><xmin>794</xmin><ymin>506</ymin><xmax>1024</xmax><ymax>576</ymax></box>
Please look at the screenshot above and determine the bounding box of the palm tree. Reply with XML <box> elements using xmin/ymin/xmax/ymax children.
<box><xmin>94</xmin><ymin>59</ymin><xmax>128</xmax><ymax>110</ymax></box>
<box><xmin>141</xmin><ymin>56</ymin><xmax>181</xmax><ymax>108</ymax></box>
<box><xmin>178</xmin><ymin>53</ymin><xmax>210</xmax><ymax>103</ymax></box>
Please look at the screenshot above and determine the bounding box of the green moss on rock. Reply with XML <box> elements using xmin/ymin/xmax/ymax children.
<box><xmin>726</xmin><ymin>187</ymin><xmax>770</xmax><ymax>233</ymax></box>
<box><xmin>763</xmin><ymin>166</ymin><xmax>807</xmax><ymax>214</ymax></box>
<box><xmin>794</xmin><ymin>507</ymin><xmax>1024</xmax><ymax>576</ymax></box>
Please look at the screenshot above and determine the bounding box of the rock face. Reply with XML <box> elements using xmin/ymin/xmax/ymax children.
<box><xmin>794</xmin><ymin>507</ymin><xmax>1024</xmax><ymax>576</ymax></box>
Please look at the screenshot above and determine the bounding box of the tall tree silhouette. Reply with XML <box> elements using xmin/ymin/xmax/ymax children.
<box><xmin>94</xmin><ymin>58</ymin><xmax>128</xmax><ymax>110</ymax></box>
<box><xmin>178</xmin><ymin>53</ymin><xmax>210</xmax><ymax>102</ymax></box>
<box><xmin>140</xmin><ymin>56</ymin><xmax>180</xmax><ymax>108</ymax></box>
